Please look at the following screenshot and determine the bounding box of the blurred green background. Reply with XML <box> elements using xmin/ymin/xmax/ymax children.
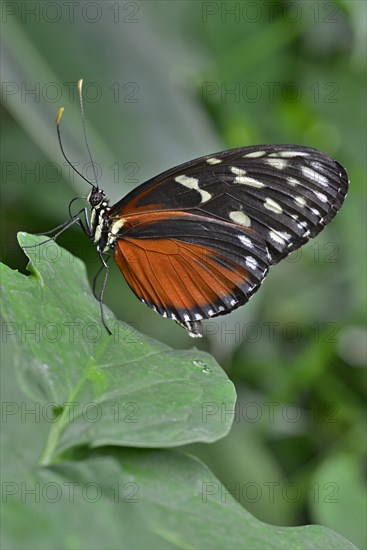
<box><xmin>1</xmin><ymin>0</ymin><xmax>366</xmax><ymax>547</ymax></box>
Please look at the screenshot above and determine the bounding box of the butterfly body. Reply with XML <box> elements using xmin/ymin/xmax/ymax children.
<box><xmin>85</xmin><ymin>144</ymin><xmax>349</xmax><ymax>337</ymax></box>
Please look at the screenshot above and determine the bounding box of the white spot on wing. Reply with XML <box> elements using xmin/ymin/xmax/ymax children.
<box><xmin>229</xmin><ymin>210</ymin><xmax>251</xmax><ymax>227</ymax></box>
<box><xmin>245</xmin><ymin>256</ymin><xmax>257</xmax><ymax>270</ymax></box>
<box><xmin>287</xmin><ymin>177</ymin><xmax>300</xmax><ymax>186</ymax></box>
<box><xmin>269</xmin><ymin>151</ymin><xmax>309</xmax><ymax>158</ymax></box>
<box><xmin>314</xmin><ymin>191</ymin><xmax>328</xmax><ymax>203</ymax></box>
<box><xmin>265</xmin><ymin>158</ymin><xmax>287</xmax><ymax>170</ymax></box>
<box><xmin>264</xmin><ymin>198</ymin><xmax>283</xmax><ymax>214</ymax></box>
<box><xmin>301</xmin><ymin>166</ymin><xmax>329</xmax><ymax>187</ymax></box>
<box><xmin>235</xmin><ymin>176</ymin><xmax>265</xmax><ymax>188</ymax></box>
<box><xmin>270</xmin><ymin>231</ymin><xmax>284</xmax><ymax>245</ymax></box>
<box><xmin>231</xmin><ymin>166</ymin><xmax>246</xmax><ymax>176</ymax></box>
<box><xmin>195</xmin><ymin>314</ymin><xmax>203</xmax><ymax>320</ymax></box>
<box><xmin>297</xmin><ymin>221</ymin><xmax>308</xmax><ymax>230</ymax></box>
<box><xmin>238</xmin><ymin>235</ymin><xmax>253</xmax><ymax>248</ymax></box>
<box><xmin>269</xmin><ymin>230</ymin><xmax>292</xmax><ymax>245</ymax></box>
<box><xmin>295</xmin><ymin>196</ymin><xmax>306</xmax><ymax>207</ymax></box>
<box><xmin>175</xmin><ymin>174</ymin><xmax>212</xmax><ymax>203</ymax></box>
<box><xmin>243</xmin><ymin>151</ymin><xmax>266</xmax><ymax>158</ymax></box>
<box><xmin>206</xmin><ymin>157</ymin><xmax>222</xmax><ymax>165</ymax></box>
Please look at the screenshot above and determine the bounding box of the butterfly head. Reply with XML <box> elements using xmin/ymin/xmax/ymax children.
<box><xmin>88</xmin><ymin>187</ymin><xmax>106</xmax><ymax>208</ymax></box>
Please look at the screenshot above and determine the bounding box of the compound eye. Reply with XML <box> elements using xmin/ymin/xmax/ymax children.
<box><xmin>89</xmin><ymin>190</ymin><xmax>105</xmax><ymax>206</ymax></box>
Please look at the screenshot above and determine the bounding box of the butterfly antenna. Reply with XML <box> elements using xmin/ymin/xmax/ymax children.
<box><xmin>56</xmin><ymin>107</ymin><xmax>95</xmax><ymax>188</ymax></box>
<box><xmin>77</xmin><ymin>79</ymin><xmax>99</xmax><ymax>189</ymax></box>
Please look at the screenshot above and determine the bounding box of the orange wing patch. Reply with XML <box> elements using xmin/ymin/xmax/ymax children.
<box><xmin>114</xmin><ymin>237</ymin><xmax>249</xmax><ymax>319</ymax></box>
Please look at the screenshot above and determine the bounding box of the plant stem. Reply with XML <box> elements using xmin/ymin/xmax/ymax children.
<box><xmin>38</xmin><ymin>417</ymin><xmax>64</xmax><ymax>466</ymax></box>
<box><xmin>38</xmin><ymin>378</ymin><xmax>86</xmax><ymax>466</ymax></box>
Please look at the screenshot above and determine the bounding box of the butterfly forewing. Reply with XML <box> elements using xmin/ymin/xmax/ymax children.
<box><xmin>107</xmin><ymin>145</ymin><xmax>349</xmax><ymax>336</ymax></box>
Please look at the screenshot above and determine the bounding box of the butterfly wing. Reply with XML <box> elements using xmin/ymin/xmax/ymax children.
<box><xmin>108</xmin><ymin>145</ymin><xmax>349</xmax><ymax>336</ymax></box>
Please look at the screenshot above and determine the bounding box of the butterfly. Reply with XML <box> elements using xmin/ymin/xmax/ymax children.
<box><xmin>37</xmin><ymin>83</ymin><xmax>349</xmax><ymax>338</ymax></box>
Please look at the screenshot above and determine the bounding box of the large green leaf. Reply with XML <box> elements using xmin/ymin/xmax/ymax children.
<box><xmin>1</xmin><ymin>355</ymin><xmax>357</xmax><ymax>550</ymax></box>
<box><xmin>5</xmin><ymin>449</ymin><xmax>357</xmax><ymax>550</ymax></box>
<box><xmin>0</xmin><ymin>233</ymin><xmax>236</xmax><ymax>463</ymax></box>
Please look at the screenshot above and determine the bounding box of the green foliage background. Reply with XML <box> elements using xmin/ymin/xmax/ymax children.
<box><xmin>1</xmin><ymin>0</ymin><xmax>366</xmax><ymax>548</ymax></box>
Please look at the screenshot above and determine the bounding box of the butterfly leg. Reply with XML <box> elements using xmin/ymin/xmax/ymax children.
<box><xmin>23</xmin><ymin>208</ymin><xmax>90</xmax><ymax>248</ymax></box>
<box><xmin>34</xmin><ymin>218</ymin><xmax>80</xmax><ymax>237</ymax></box>
<box><xmin>95</xmin><ymin>251</ymin><xmax>112</xmax><ymax>336</ymax></box>
<box><xmin>76</xmin><ymin>208</ymin><xmax>93</xmax><ymax>239</ymax></box>
<box><xmin>92</xmin><ymin>253</ymin><xmax>111</xmax><ymax>299</ymax></box>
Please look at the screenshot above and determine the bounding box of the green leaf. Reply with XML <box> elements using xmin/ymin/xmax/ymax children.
<box><xmin>2</xmin><ymin>440</ymin><xmax>358</xmax><ymax>550</ymax></box>
<box><xmin>1</xmin><ymin>233</ymin><xmax>236</xmax><ymax>463</ymax></box>
<box><xmin>310</xmin><ymin>451</ymin><xmax>367</xmax><ymax>549</ymax></box>
<box><xmin>1</xmin><ymin>354</ymin><xmax>356</xmax><ymax>550</ymax></box>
